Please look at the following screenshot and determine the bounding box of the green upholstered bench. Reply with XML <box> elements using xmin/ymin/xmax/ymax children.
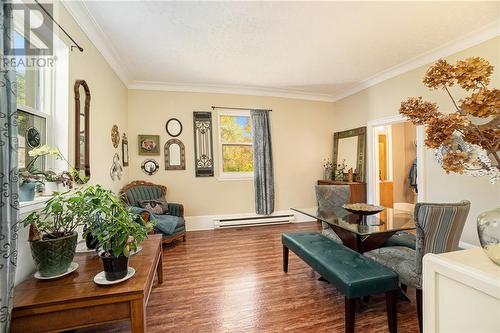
<box><xmin>282</xmin><ymin>232</ymin><xmax>399</xmax><ymax>333</ymax></box>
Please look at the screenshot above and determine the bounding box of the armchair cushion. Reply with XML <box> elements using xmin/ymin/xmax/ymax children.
<box><xmin>139</xmin><ymin>198</ymin><xmax>169</xmax><ymax>215</ymax></box>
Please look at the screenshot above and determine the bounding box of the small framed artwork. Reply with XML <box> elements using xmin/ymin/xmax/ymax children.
<box><xmin>138</xmin><ymin>134</ymin><xmax>160</xmax><ymax>155</ymax></box>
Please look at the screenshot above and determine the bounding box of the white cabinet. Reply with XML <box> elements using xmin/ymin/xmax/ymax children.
<box><xmin>423</xmin><ymin>248</ymin><xmax>500</xmax><ymax>333</ymax></box>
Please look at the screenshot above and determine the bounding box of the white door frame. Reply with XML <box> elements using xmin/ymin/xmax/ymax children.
<box><xmin>366</xmin><ymin>115</ymin><xmax>426</xmax><ymax>205</ymax></box>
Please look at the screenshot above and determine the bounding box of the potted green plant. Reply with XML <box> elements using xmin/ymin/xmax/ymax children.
<box><xmin>83</xmin><ymin>185</ymin><xmax>153</xmax><ymax>281</ymax></box>
<box><xmin>23</xmin><ymin>191</ymin><xmax>91</xmax><ymax>277</ymax></box>
<box><xmin>20</xmin><ymin>145</ymin><xmax>89</xmax><ymax>201</ymax></box>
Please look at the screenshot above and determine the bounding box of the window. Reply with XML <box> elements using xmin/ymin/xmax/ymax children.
<box><xmin>217</xmin><ymin>111</ymin><xmax>254</xmax><ymax>179</ymax></box>
<box><xmin>13</xmin><ymin>12</ymin><xmax>69</xmax><ymax>177</ymax></box>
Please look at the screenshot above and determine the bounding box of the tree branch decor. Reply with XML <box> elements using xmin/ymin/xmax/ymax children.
<box><xmin>399</xmin><ymin>57</ymin><xmax>499</xmax><ymax>183</ymax></box>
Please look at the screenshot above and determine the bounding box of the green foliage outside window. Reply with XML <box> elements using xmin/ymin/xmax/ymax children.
<box><xmin>220</xmin><ymin>115</ymin><xmax>254</xmax><ymax>172</ymax></box>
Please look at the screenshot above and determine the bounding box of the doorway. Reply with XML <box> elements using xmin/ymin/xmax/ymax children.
<box><xmin>367</xmin><ymin>116</ymin><xmax>425</xmax><ymax>210</ymax></box>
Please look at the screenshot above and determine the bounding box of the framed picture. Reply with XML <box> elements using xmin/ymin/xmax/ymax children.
<box><xmin>122</xmin><ymin>133</ymin><xmax>129</xmax><ymax>166</ymax></box>
<box><xmin>138</xmin><ymin>134</ymin><xmax>160</xmax><ymax>155</ymax></box>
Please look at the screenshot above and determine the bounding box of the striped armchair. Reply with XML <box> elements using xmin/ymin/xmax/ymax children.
<box><xmin>364</xmin><ymin>200</ymin><xmax>470</xmax><ymax>332</ymax></box>
<box><xmin>315</xmin><ymin>185</ymin><xmax>351</xmax><ymax>243</ymax></box>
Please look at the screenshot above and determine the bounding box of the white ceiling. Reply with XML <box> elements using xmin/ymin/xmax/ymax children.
<box><xmin>65</xmin><ymin>1</ymin><xmax>500</xmax><ymax>101</ymax></box>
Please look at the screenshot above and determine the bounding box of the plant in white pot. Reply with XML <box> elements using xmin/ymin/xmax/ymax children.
<box><xmin>83</xmin><ymin>185</ymin><xmax>153</xmax><ymax>281</ymax></box>
<box><xmin>23</xmin><ymin>191</ymin><xmax>91</xmax><ymax>277</ymax></box>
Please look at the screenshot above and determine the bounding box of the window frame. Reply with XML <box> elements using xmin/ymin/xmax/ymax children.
<box><xmin>216</xmin><ymin>110</ymin><xmax>254</xmax><ymax>181</ymax></box>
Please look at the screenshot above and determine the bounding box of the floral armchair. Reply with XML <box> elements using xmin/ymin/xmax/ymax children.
<box><xmin>120</xmin><ymin>180</ymin><xmax>186</xmax><ymax>244</ymax></box>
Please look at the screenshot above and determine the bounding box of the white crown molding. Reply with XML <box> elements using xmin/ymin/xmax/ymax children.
<box><xmin>61</xmin><ymin>1</ymin><xmax>498</xmax><ymax>103</ymax></box>
<box><xmin>331</xmin><ymin>19</ymin><xmax>500</xmax><ymax>102</ymax></box>
<box><xmin>128</xmin><ymin>81</ymin><xmax>337</xmax><ymax>102</ymax></box>
<box><xmin>61</xmin><ymin>0</ymin><xmax>130</xmax><ymax>86</ymax></box>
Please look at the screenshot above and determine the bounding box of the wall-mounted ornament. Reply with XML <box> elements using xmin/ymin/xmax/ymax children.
<box><xmin>165</xmin><ymin>139</ymin><xmax>186</xmax><ymax>170</ymax></box>
<box><xmin>138</xmin><ymin>134</ymin><xmax>160</xmax><ymax>155</ymax></box>
<box><xmin>111</xmin><ymin>125</ymin><xmax>120</xmax><ymax>148</ymax></box>
<box><xmin>166</xmin><ymin>118</ymin><xmax>183</xmax><ymax>137</ymax></box>
<box><xmin>141</xmin><ymin>159</ymin><xmax>159</xmax><ymax>176</ymax></box>
<box><xmin>26</xmin><ymin>127</ymin><xmax>41</xmax><ymax>148</ymax></box>
<box><xmin>193</xmin><ymin>111</ymin><xmax>214</xmax><ymax>177</ymax></box>
<box><xmin>122</xmin><ymin>133</ymin><xmax>129</xmax><ymax>167</ymax></box>
<box><xmin>110</xmin><ymin>153</ymin><xmax>123</xmax><ymax>181</ymax></box>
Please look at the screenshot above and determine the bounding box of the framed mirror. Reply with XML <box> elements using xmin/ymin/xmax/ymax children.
<box><xmin>74</xmin><ymin>80</ymin><xmax>91</xmax><ymax>178</ymax></box>
<box><xmin>166</xmin><ymin>118</ymin><xmax>183</xmax><ymax>137</ymax></box>
<box><xmin>142</xmin><ymin>159</ymin><xmax>159</xmax><ymax>176</ymax></box>
<box><xmin>122</xmin><ymin>133</ymin><xmax>129</xmax><ymax>167</ymax></box>
<box><xmin>165</xmin><ymin>139</ymin><xmax>185</xmax><ymax>170</ymax></box>
<box><xmin>333</xmin><ymin>127</ymin><xmax>366</xmax><ymax>182</ymax></box>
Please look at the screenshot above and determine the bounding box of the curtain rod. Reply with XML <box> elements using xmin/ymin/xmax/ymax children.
<box><xmin>34</xmin><ymin>0</ymin><xmax>84</xmax><ymax>52</ymax></box>
<box><xmin>211</xmin><ymin>106</ymin><xmax>272</xmax><ymax>112</ymax></box>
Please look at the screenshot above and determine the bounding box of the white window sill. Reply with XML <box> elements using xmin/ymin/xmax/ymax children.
<box><xmin>19</xmin><ymin>196</ymin><xmax>51</xmax><ymax>216</ymax></box>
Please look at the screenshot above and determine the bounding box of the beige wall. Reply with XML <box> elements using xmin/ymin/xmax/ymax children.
<box><xmin>127</xmin><ymin>90</ymin><xmax>336</xmax><ymax>218</ymax></box>
<box><xmin>56</xmin><ymin>2</ymin><xmax>129</xmax><ymax>193</ymax></box>
<box><xmin>391</xmin><ymin>122</ymin><xmax>417</xmax><ymax>204</ymax></box>
<box><xmin>333</xmin><ymin>37</ymin><xmax>500</xmax><ymax>245</ymax></box>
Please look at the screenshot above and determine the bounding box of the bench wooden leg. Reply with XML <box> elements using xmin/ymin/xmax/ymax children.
<box><xmin>345</xmin><ymin>297</ymin><xmax>356</xmax><ymax>333</ymax></box>
<box><xmin>385</xmin><ymin>290</ymin><xmax>397</xmax><ymax>333</ymax></box>
<box><xmin>416</xmin><ymin>288</ymin><xmax>423</xmax><ymax>333</ymax></box>
<box><xmin>283</xmin><ymin>245</ymin><xmax>289</xmax><ymax>273</ymax></box>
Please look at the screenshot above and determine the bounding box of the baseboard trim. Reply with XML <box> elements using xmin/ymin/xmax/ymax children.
<box><xmin>185</xmin><ymin>207</ymin><xmax>317</xmax><ymax>231</ymax></box>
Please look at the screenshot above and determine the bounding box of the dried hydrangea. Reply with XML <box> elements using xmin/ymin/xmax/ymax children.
<box><xmin>454</xmin><ymin>57</ymin><xmax>494</xmax><ymax>91</ymax></box>
<box><xmin>425</xmin><ymin>113</ymin><xmax>469</xmax><ymax>148</ymax></box>
<box><xmin>460</xmin><ymin>88</ymin><xmax>500</xmax><ymax>118</ymax></box>
<box><xmin>442</xmin><ymin>150</ymin><xmax>468</xmax><ymax>174</ymax></box>
<box><xmin>423</xmin><ymin>59</ymin><xmax>455</xmax><ymax>89</ymax></box>
<box><xmin>399</xmin><ymin>97</ymin><xmax>439</xmax><ymax>125</ymax></box>
<box><xmin>463</xmin><ymin>126</ymin><xmax>500</xmax><ymax>152</ymax></box>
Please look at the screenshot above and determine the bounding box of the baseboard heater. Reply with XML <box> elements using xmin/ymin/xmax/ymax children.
<box><xmin>214</xmin><ymin>214</ymin><xmax>295</xmax><ymax>228</ymax></box>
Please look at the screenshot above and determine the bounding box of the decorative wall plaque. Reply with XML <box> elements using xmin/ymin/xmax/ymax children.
<box><xmin>110</xmin><ymin>153</ymin><xmax>123</xmax><ymax>181</ymax></box>
<box><xmin>164</xmin><ymin>139</ymin><xmax>186</xmax><ymax>170</ymax></box>
<box><xmin>138</xmin><ymin>134</ymin><xmax>160</xmax><ymax>155</ymax></box>
<box><xmin>111</xmin><ymin>125</ymin><xmax>120</xmax><ymax>148</ymax></box>
<box><xmin>141</xmin><ymin>159</ymin><xmax>159</xmax><ymax>176</ymax></box>
<box><xmin>193</xmin><ymin>112</ymin><xmax>214</xmax><ymax>177</ymax></box>
<box><xmin>122</xmin><ymin>133</ymin><xmax>129</xmax><ymax>167</ymax></box>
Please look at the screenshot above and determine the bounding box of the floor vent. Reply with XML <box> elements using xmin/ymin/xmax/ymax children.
<box><xmin>214</xmin><ymin>214</ymin><xmax>295</xmax><ymax>228</ymax></box>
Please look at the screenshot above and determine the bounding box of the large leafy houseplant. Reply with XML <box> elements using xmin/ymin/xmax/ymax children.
<box><xmin>83</xmin><ymin>185</ymin><xmax>154</xmax><ymax>280</ymax></box>
<box><xmin>23</xmin><ymin>191</ymin><xmax>92</xmax><ymax>277</ymax></box>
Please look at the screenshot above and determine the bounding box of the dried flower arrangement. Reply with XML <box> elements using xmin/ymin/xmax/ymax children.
<box><xmin>399</xmin><ymin>57</ymin><xmax>499</xmax><ymax>183</ymax></box>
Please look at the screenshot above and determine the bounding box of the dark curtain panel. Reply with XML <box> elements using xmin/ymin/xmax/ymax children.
<box><xmin>251</xmin><ymin>110</ymin><xmax>274</xmax><ymax>215</ymax></box>
<box><xmin>0</xmin><ymin>2</ymin><xmax>20</xmax><ymax>331</ymax></box>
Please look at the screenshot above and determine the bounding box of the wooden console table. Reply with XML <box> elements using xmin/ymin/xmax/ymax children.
<box><xmin>12</xmin><ymin>234</ymin><xmax>163</xmax><ymax>333</ymax></box>
<box><xmin>317</xmin><ymin>180</ymin><xmax>367</xmax><ymax>203</ymax></box>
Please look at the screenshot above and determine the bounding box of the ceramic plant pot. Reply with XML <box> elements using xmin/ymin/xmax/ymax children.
<box><xmin>100</xmin><ymin>254</ymin><xmax>129</xmax><ymax>281</ymax></box>
<box><xmin>19</xmin><ymin>182</ymin><xmax>37</xmax><ymax>202</ymax></box>
<box><xmin>29</xmin><ymin>232</ymin><xmax>78</xmax><ymax>277</ymax></box>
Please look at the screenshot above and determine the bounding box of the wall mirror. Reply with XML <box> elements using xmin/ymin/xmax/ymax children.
<box><xmin>142</xmin><ymin>159</ymin><xmax>159</xmax><ymax>176</ymax></box>
<box><xmin>165</xmin><ymin>139</ymin><xmax>185</xmax><ymax>170</ymax></box>
<box><xmin>166</xmin><ymin>118</ymin><xmax>183</xmax><ymax>137</ymax></box>
<box><xmin>74</xmin><ymin>80</ymin><xmax>91</xmax><ymax>178</ymax></box>
<box><xmin>333</xmin><ymin>127</ymin><xmax>366</xmax><ymax>182</ymax></box>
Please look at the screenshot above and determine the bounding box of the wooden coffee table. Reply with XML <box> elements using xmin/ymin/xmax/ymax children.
<box><xmin>11</xmin><ymin>234</ymin><xmax>163</xmax><ymax>333</ymax></box>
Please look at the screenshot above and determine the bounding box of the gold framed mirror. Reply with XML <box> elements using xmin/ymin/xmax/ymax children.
<box><xmin>333</xmin><ymin>127</ymin><xmax>366</xmax><ymax>182</ymax></box>
<box><xmin>74</xmin><ymin>80</ymin><xmax>91</xmax><ymax>178</ymax></box>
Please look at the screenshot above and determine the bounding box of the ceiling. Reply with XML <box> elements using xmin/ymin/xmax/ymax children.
<box><xmin>64</xmin><ymin>1</ymin><xmax>500</xmax><ymax>101</ymax></box>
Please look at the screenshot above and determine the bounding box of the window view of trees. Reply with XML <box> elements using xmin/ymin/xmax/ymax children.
<box><xmin>220</xmin><ymin>115</ymin><xmax>253</xmax><ymax>173</ymax></box>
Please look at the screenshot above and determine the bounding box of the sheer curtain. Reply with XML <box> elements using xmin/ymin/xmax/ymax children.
<box><xmin>0</xmin><ymin>2</ymin><xmax>19</xmax><ymax>331</ymax></box>
<box><xmin>251</xmin><ymin>110</ymin><xmax>274</xmax><ymax>215</ymax></box>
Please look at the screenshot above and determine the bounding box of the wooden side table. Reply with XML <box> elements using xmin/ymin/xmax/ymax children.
<box><xmin>12</xmin><ymin>234</ymin><xmax>163</xmax><ymax>333</ymax></box>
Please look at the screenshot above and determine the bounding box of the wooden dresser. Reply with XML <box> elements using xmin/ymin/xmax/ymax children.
<box><xmin>317</xmin><ymin>180</ymin><xmax>367</xmax><ymax>203</ymax></box>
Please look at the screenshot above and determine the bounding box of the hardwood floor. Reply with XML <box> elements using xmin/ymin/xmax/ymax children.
<box><xmin>78</xmin><ymin>222</ymin><xmax>419</xmax><ymax>332</ymax></box>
